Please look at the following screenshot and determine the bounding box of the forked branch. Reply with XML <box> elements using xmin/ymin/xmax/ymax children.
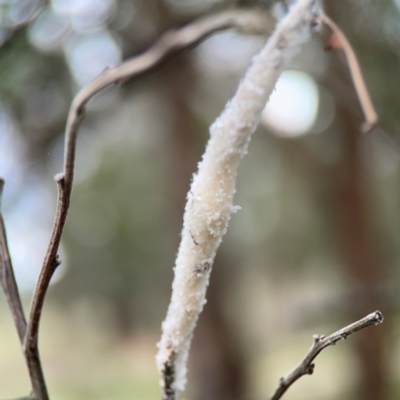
<box><xmin>268</xmin><ymin>311</ymin><xmax>384</xmax><ymax>400</ymax></box>
<box><xmin>0</xmin><ymin>179</ymin><xmax>48</xmax><ymax>400</ymax></box>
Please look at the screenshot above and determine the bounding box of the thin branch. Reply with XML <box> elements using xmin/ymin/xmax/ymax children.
<box><xmin>320</xmin><ymin>11</ymin><xmax>378</xmax><ymax>133</ymax></box>
<box><xmin>22</xmin><ymin>7</ymin><xmax>273</xmax><ymax>397</ymax></box>
<box><xmin>0</xmin><ymin>178</ymin><xmax>26</xmax><ymax>342</ymax></box>
<box><xmin>267</xmin><ymin>310</ymin><xmax>384</xmax><ymax>400</ymax></box>
<box><xmin>0</xmin><ymin>180</ymin><xmax>48</xmax><ymax>400</ymax></box>
<box><xmin>156</xmin><ymin>1</ymin><xmax>316</xmax><ymax>399</ymax></box>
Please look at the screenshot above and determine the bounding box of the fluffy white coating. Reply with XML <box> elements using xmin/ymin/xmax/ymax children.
<box><xmin>156</xmin><ymin>0</ymin><xmax>315</xmax><ymax>397</ymax></box>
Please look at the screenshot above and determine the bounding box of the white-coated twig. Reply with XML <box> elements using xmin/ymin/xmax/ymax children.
<box><xmin>268</xmin><ymin>311</ymin><xmax>384</xmax><ymax>400</ymax></box>
<box><xmin>156</xmin><ymin>1</ymin><xmax>316</xmax><ymax>399</ymax></box>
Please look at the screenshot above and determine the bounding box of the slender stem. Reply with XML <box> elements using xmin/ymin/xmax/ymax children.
<box><xmin>320</xmin><ymin>11</ymin><xmax>378</xmax><ymax>133</ymax></box>
<box><xmin>24</xmin><ymin>175</ymin><xmax>65</xmax><ymax>358</ymax></box>
<box><xmin>0</xmin><ymin>179</ymin><xmax>26</xmax><ymax>342</ymax></box>
<box><xmin>267</xmin><ymin>311</ymin><xmax>384</xmax><ymax>400</ymax></box>
<box><xmin>0</xmin><ymin>179</ymin><xmax>48</xmax><ymax>400</ymax></box>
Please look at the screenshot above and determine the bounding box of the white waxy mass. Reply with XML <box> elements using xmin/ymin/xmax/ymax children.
<box><xmin>156</xmin><ymin>1</ymin><xmax>316</xmax><ymax>398</ymax></box>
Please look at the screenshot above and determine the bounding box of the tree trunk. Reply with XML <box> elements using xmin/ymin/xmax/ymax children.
<box><xmin>329</xmin><ymin>103</ymin><xmax>388</xmax><ymax>400</ymax></box>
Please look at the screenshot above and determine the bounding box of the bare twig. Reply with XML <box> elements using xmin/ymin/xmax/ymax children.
<box><xmin>0</xmin><ymin>180</ymin><xmax>48</xmax><ymax>400</ymax></box>
<box><xmin>268</xmin><ymin>310</ymin><xmax>384</xmax><ymax>400</ymax></box>
<box><xmin>0</xmin><ymin>179</ymin><xmax>26</xmax><ymax>342</ymax></box>
<box><xmin>20</xmin><ymin>8</ymin><xmax>273</xmax><ymax>399</ymax></box>
<box><xmin>320</xmin><ymin>12</ymin><xmax>378</xmax><ymax>133</ymax></box>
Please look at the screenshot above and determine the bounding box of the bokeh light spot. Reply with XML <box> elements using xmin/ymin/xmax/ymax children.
<box><xmin>262</xmin><ymin>70</ymin><xmax>319</xmax><ymax>138</ymax></box>
<box><xmin>29</xmin><ymin>7</ymin><xmax>70</xmax><ymax>51</ymax></box>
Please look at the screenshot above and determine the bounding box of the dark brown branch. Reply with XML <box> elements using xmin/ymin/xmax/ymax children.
<box><xmin>21</xmin><ymin>8</ymin><xmax>273</xmax><ymax>398</ymax></box>
<box><xmin>0</xmin><ymin>178</ymin><xmax>26</xmax><ymax>342</ymax></box>
<box><xmin>0</xmin><ymin>179</ymin><xmax>48</xmax><ymax>400</ymax></box>
<box><xmin>267</xmin><ymin>310</ymin><xmax>384</xmax><ymax>400</ymax></box>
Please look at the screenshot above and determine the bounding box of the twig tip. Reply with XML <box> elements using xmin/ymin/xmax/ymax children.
<box><xmin>312</xmin><ymin>334</ymin><xmax>324</xmax><ymax>343</ymax></box>
<box><xmin>361</xmin><ymin>118</ymin><xmax>378</xmax><ymax>134</ymax></box>
<box><xmin>372</xmin><ymin>310</ymin><xmax>384</xmax><ymax>324</ymax></box>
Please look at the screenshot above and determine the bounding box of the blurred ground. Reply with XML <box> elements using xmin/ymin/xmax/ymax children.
<box><xmin>1</xmin><ymin>303</ymin><xmax>400</xmax><ymax>400</ymax></box>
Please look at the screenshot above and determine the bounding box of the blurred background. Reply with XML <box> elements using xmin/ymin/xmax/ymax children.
<box><xmin>0</xmin><ymin>0</ymin><xmax>399</xmax><ymax>399</ymax></box>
